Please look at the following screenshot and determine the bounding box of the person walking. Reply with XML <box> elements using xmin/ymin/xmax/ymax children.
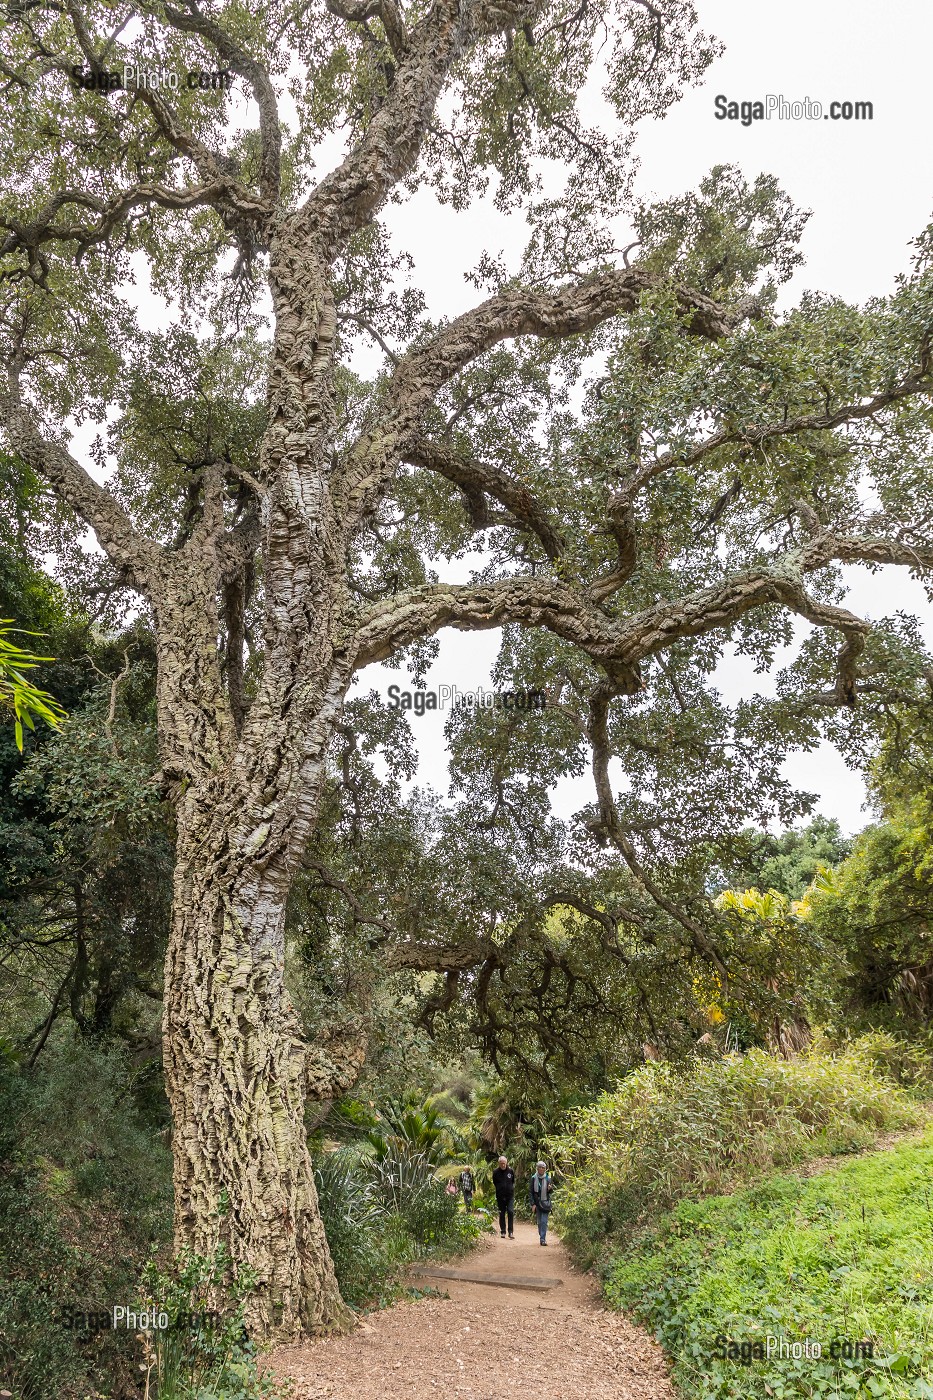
<box><xmin>491</xmin><ymin>1155</ymin><xmax>516</xmax><ymax>1239</ymax></box>
<box><xmin>459</xmin><ymin>1165</ymin><xmax>475</xmax><ymax>1211</ymax></box>
<box><xmin>530</xmin><ymin>1160</ymin><xmax>554</xmax><ymax>1245</ymax></box>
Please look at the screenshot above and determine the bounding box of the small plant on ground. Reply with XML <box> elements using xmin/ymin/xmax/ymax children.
<box><xmin>138</xmin><ymin>1246</ymin><xmax>288</xmax><ymax>1399</ymax></box>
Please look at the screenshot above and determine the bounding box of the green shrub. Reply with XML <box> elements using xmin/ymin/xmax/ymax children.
<box><xmin>396</xmin><ymin>1176</ymin><xmax>461</xmax><ymax>1254</ymax></box>
<box><xmin>315</xmin><ymin>1141</ymin><xmax>482</xmax><ymax>1309</ymax></box>
<box><xmin>137</xmin><ymin>1247</ymin><xmax>287</xmax><ymax>1400</ymax></box>
<box><xmin>18</xmin><ymin>1035</ymin><xmax>172</xmax><ymax>1241</ymax></box>
<box><xmin>0</xmin><ymin>1041</ymin><xmax>172</xmax><ymax>1399</ymax></box>
<box><xmin>366</xmin><ymin>1097</ymin><xmax>459</xmax><ymax>1165</ymax></box>
<box><xmin>315</xmin><ymin>1150</ymin><xmax>409</xmax><ymax>1308</ymax></box>
<box><xmin>830</xmin><ymin>1028</ymin><xmax>933</xmax><ymax>1090</ymax></box>
<box><xmin>0</xmin><ymin>1159</ymin><xmax>94</xmax><ymax>1400</ymax></box>
<box><xmin>368</xmin><ymin>1141</ymin><xmax>436</xmax><ymax>1212</ymax></box>
<box><xmin>549</xmin><ymin>1039</ymin><xmax>925</xmax><ymax>1268</ymax></box>
<box><xmin>604</xmin><ymin>1129</ymin><xmax>933</xmax><ymax>1399</ymax></box>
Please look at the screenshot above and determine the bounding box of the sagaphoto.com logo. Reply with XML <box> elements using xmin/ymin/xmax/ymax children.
<box><xmin>387</xmin><ymin>684</ymin><xmax>548</xmax><ymax>717</ymax></box>
<box><xmin>69</xmin><ymin>62</ymin><xmax>234</xmax><ymax>93</ymax></box>
<box><xmin>715</xmin><ymin>94</ymin><xmax>873</xmax><ymax>126</ymax></box>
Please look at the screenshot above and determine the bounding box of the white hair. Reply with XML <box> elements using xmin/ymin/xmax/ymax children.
<box><xmin>536</xmin><ymin>1160</ymin><xmax>547</xmax><ymax>1169</ymax></box>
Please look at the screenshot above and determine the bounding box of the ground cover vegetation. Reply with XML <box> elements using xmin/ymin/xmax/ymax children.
<box><xmin>601</xmin><ymin>1128</ymin><xmax>933</xmax><ymax>1400</ymax></box>
<box><xmin>550</xmin><ymin>1036</ymin><xmax>933</xmax><ymax>1399</ymax></box>
<box><xmin>549</xmin><ymin>1035</ymin><xmax>931</xmax><ymax>1269</ymax></box>
<box><xmin>2</xmin><ymin>0</ymin><xmax>933</xmax><ymax>1392</ymax></box>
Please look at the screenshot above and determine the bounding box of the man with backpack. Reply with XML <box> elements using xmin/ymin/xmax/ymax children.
<box><xmin>530</xmin><ymin>1160</ymin><xmax>554</xmax><ymax>1245</ymax></box>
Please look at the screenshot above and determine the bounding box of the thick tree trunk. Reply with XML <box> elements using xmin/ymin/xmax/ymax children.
<box><xmin>150</xmin><ymin>242</ymin><xmax>358</xmax><ymax>1342</ymax></box>
<box><xmin>162</xmin><ymin>797</ymin><xmax>352</xmax><ymax>1341</ymax></box>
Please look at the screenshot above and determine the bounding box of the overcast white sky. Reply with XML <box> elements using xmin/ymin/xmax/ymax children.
<box><xmin>351</xmin><ymin>0</ymin><xmax>933</xmax><ymax>835</ymax></box>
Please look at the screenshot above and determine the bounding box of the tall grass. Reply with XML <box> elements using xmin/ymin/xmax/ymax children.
<box><xmin>548</xmin><ymin>1035</ymin><xmax>927</xmax><ymax>1268</ymax></box>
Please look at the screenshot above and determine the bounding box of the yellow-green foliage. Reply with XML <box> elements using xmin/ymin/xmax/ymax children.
<box><xmin>549</xmin><ymin>1038</ymin><xmax>926</xmax><ymax>1269</ymax></box>
<box><xmin>0</xmin><ymin>618</ymin><xmax>66</xmax><ymax>750</ymax></box>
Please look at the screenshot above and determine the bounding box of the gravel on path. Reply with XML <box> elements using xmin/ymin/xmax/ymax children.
<box><xmin>268</xmin><ymin>1219</ymin><xmax>677</xmax><ymax>1400</ymax></box>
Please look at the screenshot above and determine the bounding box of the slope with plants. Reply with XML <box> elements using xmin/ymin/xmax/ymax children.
<box><xmin>604</xmin><ymin>1131</ymin><xmax>933</xmax><ymax>1400</ymax></box>
<box><xmin>549</xmin><ymin>1036</ymin><xmax>928</xmax><ymax>1269</ymax></box>
<box><xmin>550</xmin><ymin>1038</ymin><xmax>933</xmax><ymax>1399</ymax></box>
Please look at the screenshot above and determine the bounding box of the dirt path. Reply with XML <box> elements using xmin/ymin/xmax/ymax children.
<box><xmin>268</xmin><ymin>1219</ymin><xmax>676</xmax><ymax>1400</ymax></box>
<box><xmin>791</xmin><ymin>1117</ymin><xmax>933</xmax><ymax>1179</ymax></box>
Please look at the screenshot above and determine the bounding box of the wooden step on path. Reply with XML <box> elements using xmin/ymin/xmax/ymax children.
<box><xmin>410</xmin><ymin>1264</ymin><xmax>564</xmax><ymax>1292</ymax></box>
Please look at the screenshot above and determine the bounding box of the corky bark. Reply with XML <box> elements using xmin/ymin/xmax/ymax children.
<box><xmin>146</xmin><ymin>304</ymin><xmax>362</xmax><ymax>1331</ymax></box>
<box><xmin>3</xmin><ymin>0</ymin><xmax>933</xmax><ymax>1348</ymax></box>
<box><xmin>142</xmin><ymin>461</ymin><xmax>356</xmax><ymax>1333</ymax></box>
<box><xmin>164</xmin><ymin>811</ymin><xmax>350</xmax><ymax>1336</ymax></box>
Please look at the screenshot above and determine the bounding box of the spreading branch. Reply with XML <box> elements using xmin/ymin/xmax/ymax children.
<box><xmin>402</xmin><ymin>435</ymin><xmax>565</xmax><ymax>559</ymax></box>
<box><xmin>352</xmin><ymin>530</ymin><xmax>890</xmax><ymax>681</ymax></box>
<box><xmin>338</xmin><ymin>270</ymin><xmax>765</xmax><ymax>522</ymax></box>
<box><xmin>629</xmin><ymin>371</ymin><xmax>933</xmax><ymax>501</ymax></box>
<box><xmin>161</xmin><ymin>1</ymin><xmax>282</xmax><ymax>202</ymax></box>
<box><xmin>1</xmin><ymin>179</ymin><xmax>263</xmax><ymax>267</ymax></box>
<box><xmin>391</xmin><ymin>272</ymin><xmax>762</xmax><ymax>411</ymax></box>
<box><xmin>0</xmin><ymin>377</ymin><xmax>157</xmax><ymax>589</ymax></box>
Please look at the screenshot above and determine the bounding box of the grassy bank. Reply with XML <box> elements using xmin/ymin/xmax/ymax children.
<box><xmin>548</xmin><ymin>1036</ymin><xmax>927</xmax><ymax>1269</ymax></box>
<box><xmin>548</xmin><ymin>1036</ymin><xmax>933</xmax><ymax>1399</ymax></box>
<box><xmin>604</xmin><ymin>1128</ymin><xmax>933</xmax><ymax>1399</ymax></box>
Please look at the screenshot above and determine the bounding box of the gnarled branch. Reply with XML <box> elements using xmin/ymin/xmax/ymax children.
<box><xmin>351</xmin><ymin>535</ymin><xmax>886</xmax><ymax>681</ymax></box>
<box><xmin>403</xmin><ymin>434</ymin><xmax>565</xmax><ymax>559</ymax></box>
<box><xmin>162</xmin><ymin>2</ymin><xmax>282</xmax><ymax>202</ymax></box>
<box><xmin>337</xmin><ymin>269</ymin><xmax>765</xmax><ymax>525</ymax></box>
<box><xmin>0</xmin><ymin>377</ymin><xmax>158</xmax><ymax>590</ymax></box>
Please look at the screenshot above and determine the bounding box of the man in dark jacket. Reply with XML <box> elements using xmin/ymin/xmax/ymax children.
<box><xmin>491</xmin><ymin>1155</ymin><xmax>515</xmax><ymax>1238</ymax></box>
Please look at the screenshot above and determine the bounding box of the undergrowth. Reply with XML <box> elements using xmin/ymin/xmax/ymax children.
<box><xmin>604</xmin><ymin>1129</ymin><xmax>933</xmax><ymax>1399</ymax></box>
<box><xmin>315</xmin><ymin>1143</ymin><xmax>485</xmax><ymax>1309</ymax></box>
<box><xmin>549</xmin><ymin>1034</ymin><xmax>927</xmax><ymax>1268</ymax></box>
